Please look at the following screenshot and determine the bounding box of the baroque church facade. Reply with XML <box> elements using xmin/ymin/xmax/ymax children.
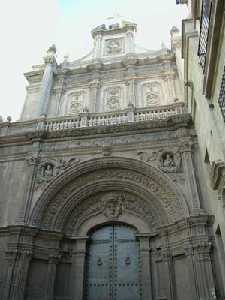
<box><xmin>0</xmin><ymin>13</ymin><xmax>223</xmax><ymax>300</ymax></box>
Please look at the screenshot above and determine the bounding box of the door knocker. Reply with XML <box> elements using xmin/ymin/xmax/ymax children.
<box><xmin>125</xmin><ymin>256</ymin><xmax>131</xmax><ymax>265</ymax></box>
<box><xmin>97</xmin><ymin>257</ymin><xmax>103</xmax><ymax>266</ymax></box>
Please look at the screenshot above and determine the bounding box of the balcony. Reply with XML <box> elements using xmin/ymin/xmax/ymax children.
<box><xmin>0</xmin><ymin>102</ymin><xmax>186</xmax><ymax>138</ymax></box>
<box><xmin>37</xmin><ymin>103</ymin><xmax>185</xmax><ymax>132</ymax></box>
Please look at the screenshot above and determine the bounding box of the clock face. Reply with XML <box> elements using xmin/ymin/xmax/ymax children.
<box><xmin>104</xmin><ymin>38</ymin><xmax>124</xmax><ymax>56</ymax></box>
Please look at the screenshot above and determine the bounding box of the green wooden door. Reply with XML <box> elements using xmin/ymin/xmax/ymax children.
<box><xmin>86</xmin><ymin>224</ymin><xmax>141</xmax><ymax>300</ymax></box>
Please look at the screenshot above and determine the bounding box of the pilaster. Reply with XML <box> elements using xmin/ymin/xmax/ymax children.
<box><xmin>45</xmin><ymin>255</ymin><xmax>60</xmax><ymax>300</ymax></box>
<box><xmin>181</xmin><ymin>142</ymin><xmax>201</xmax><ymax>211</ymax></box>
<box><xmin>137</xmin><ymin>235</ymin><xmax>152</xmax><ymax>300</ymax></box>
<box><xmin>70</xmin><ymin>237</ymin><xmax>88</xmax><ymax>300</ymax></box>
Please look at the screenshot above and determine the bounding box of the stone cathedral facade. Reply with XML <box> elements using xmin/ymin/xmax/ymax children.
<box><xmin>0</xmin><ymin>17</ymin><xmax>221</xmax><ymax>300</ymax></box>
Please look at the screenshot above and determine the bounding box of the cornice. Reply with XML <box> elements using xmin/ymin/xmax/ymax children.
<box><xmin>0</xmin><ymin>113</ymin><xmax>192</xmax><ymax>147</ymax></box>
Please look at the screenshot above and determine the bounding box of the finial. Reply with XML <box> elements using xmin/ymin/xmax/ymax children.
<box><xmin>47</xmin><ymin>44</ymin><xmax>56</xmax><ymax>55</ymax></box>
<box><xmin>44</xmin><ymin>44</ymin><xmax>57</xmax><ymax>64</ymax></box>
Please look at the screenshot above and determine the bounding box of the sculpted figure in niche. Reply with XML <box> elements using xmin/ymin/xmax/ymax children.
<box><xmin>144</xmin><ymin>82</ymin><xmax>161</xmax><ymax>106</ymax></box>
<box><xmin>42</xmin><ymin>163</ymin><xmax>54</xmax><ymax>178</ymax></box>
<box><xmin>160</xmin><ymin>152</ymin><xmax>177</xmax><ymax>173</ymax></box>
<box><xmin>105</xmin><ymin>87</ymin><xmax>121</xmax><ymax>111</ymax></box>
<box><xmin>105</xmin><ymin>38</ymin><xmax>123</xmax><ymax>55</ymax></box>
<box><xmin>70</xmin><ymin>92</ymin><xmax>82</xmax><ymax>114</ymax></box>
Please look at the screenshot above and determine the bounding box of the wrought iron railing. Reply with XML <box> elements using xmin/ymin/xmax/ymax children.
<box><xmin>198</xmin><ymin>0</ymin><xmax>211</xmax><ymax>71</ymax></box>
<box><xmin>218</xmin><ymin>67</ymin><xmax>225</xmax><ymax>119</ymax></box>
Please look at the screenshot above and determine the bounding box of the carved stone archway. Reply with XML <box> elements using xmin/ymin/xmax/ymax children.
<box><xmin>5</xmin><ymin>157</ymin><xmax>216</xmax><ymax>300</ymax></box>
<box><xmin>29</xmin><ymin>156</ymin><xmax>190</xmax><ymax>232</ymax></box>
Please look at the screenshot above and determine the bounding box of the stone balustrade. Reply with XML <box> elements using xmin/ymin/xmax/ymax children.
<box><xmin>0</xmin><ymin>103</ymin><xmax>185</xmax><ymax>136</ymax></box>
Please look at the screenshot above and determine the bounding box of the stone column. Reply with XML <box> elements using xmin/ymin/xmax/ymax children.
<box><xmin>181</xmin><ymin>143</ymin><xmax>201</xmax><ymax>211</ymax></box>
<box><xmin>45</xmin><ymin>255</ymin><xmax>59</xmax><ymax>300</ymax></box>
<box><xmin>70</xmin><ymin>237</ymin><xmax>88</xmax><ymax>300</ymax></box>
<box><xmin>39</xmin><ymin>45</ymin><xmax>57</xmax><ymax>116</ymax></box>
<box><xmin>137</xmin><ymin>235</ymin><xmax>152</xmax><ymax>300</ymax></box>
<box><xmin>3</xmin><ymin>250</ymin><xmax>32</xmax><ymax>300</ymax></box>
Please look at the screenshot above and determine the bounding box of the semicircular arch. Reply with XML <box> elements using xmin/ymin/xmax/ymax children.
<box><xmin>29</xmin><ymin>157</ymin><xmax>190</xmax><ymax>232</ymax></box>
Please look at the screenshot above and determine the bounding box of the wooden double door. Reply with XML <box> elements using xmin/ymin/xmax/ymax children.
<box><xmin>86</xmin><ymin>224</ymin><xmax>141</xmax><ymax>300</ymax></box>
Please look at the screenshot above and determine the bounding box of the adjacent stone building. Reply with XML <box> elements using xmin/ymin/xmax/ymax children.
<box><xmin>177</xmin><ymin>0</ymin><xmax>225</xmax><ymax>298</ymax></box>
<box><xmin>0</xmin><ymin>14</ymin><xmax>223</xmax><ymax>299</ymax></box>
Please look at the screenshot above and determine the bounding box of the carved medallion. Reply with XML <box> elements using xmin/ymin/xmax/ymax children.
<box><xmin>104</xmin><ymin>38</ymin><xmax>124</xmax><ymax>56</ymax></box>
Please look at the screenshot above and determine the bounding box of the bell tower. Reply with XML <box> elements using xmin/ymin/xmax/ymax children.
<box><xmin>92</xmin><ymin>16</ymin><xmax>137</xmax><ymax>59</ymax></box>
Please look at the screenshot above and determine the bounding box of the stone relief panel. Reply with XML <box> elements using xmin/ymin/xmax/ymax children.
<box><xmin>137</xmin><ymin>148</ymin><xmax>182</xmax><ymax>173</ymax></box>
<box><xmin>69</xmin><ymin>92</ymin><xmax>82</xmax><ymax>114</ymax></box>
<box><xmin>104</xmin><ymin>38</ymin><xmax>124</xmax><ymax>56</ymax></box>
<box><xmin>60</xmin><ymin>89</ymin><xmax>89</xmax><ymax>116</ymax></box>
<box><xmin>103</xmin><ymin>86</ymin><xmax>122</xmax><ymax>111</ymax></box>
<box><xmin>35</xmin><ymin>157</ymin><xmax>81</xmax><ymax>190</ymax></box>
<box><xmin>143</xmin><ymin>82</ymin><xmax>163</xmax><ymax>107</ymax></box>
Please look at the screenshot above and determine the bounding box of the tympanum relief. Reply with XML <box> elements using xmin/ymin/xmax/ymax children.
<box><xmin>66</xmin><ymin>192</ymin><xmax>159</xmax><ymax>234</ymax></box>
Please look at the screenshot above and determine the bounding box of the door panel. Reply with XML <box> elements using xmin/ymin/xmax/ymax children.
<box><xmin>86</xmin><ymin>224</ymin><xmax>141</xmax><ymax>300</ymax></box>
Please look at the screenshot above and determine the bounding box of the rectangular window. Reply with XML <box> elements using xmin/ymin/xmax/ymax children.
<box><xmin>218</xmin><ymin>66</ymin><xmax>225</xmax><ymax>119</ymax></box>
<box><xmin>198</xmin><ymin>0</ymin><xmax>212</xmax><ymax>71</ymax></box>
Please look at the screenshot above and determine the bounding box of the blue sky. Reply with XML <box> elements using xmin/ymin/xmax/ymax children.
<box><xmin>0</xmin><ymin>0</ymin><xmax>187</xmax><ymax>120</ymax></box>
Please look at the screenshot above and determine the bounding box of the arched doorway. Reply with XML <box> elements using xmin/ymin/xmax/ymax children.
<box><xmin>85</xmin><ymin>224</ymin><xmax>141</xmax><ymax>300</ymax></box>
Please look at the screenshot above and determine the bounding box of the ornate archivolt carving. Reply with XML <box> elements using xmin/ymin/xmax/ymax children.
<box><xmin>104</xmin><ymin>86</ymin><xmax>121</xmax><ymax>111</ymax></box>
<box><xmin>104</xmin><ymin>38</ymin><xmax>124</xmax><ymax>56</ymax></box>
<box><xmin>64</xmin><ymin>191</ymin><xmax>160</xmax><ymax>235</ymax></box>
<box><xmin>30</xmin><ymin>157</ymin><xmax>189</xmax><ymax>231</ymax></box>
<box><xmin>143</xmin><ymin>82</ymin><xmax>162</xmax><ymax>106</ymax></box>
